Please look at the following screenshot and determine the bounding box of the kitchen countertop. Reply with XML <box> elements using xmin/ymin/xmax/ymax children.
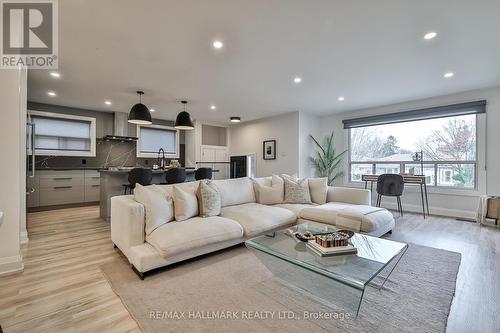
<box><xmin>35</xmin><ymin>167</ymin><xmax>105</xmax><ymax>171</ymax></box>
<box><xmin>99</xmin><ymin>168</ymin><xmax>195</xmax><ymax>174</ymax></box>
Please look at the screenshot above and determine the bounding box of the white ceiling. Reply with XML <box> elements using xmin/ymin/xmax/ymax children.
<box><xmin>27</xmin><ymin>0</ymin><xmax>500</xmax><ymax>123</ymax></box>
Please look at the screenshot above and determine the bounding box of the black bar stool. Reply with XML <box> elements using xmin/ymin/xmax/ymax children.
<box><xmin>194</xmin><ymin>167</ymin><xmax>213</xmax><ymax>180</ymax></box>
<box><xmin>165</xmin><ymin>168</ymin><xmax>186</xmax><ymax>184</ymax></box>
<box><xmin>123</xmin><ymin>168</ymin><xmax>153</xmax><ymax>194</ymax></box>
<box><xmin>376</xmin><ymin>174</ymin><xmax>405</xmax><ymax>216</ymax></box>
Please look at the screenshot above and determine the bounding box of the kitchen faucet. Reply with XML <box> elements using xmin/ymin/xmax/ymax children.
<box><xmin>157</xmin><ymin>148</ymin><xmax>165</xmax><ymax>169</ymax></box>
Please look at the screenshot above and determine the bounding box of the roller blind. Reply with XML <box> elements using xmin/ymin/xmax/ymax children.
<box><xmin>342</xmin><ymin>100</ymin><xmax>486</xmax><ymax>129</ymax></box>
<box><xmin>32</xmin><ymin>115</ymin><xmax>92</xmax><ymax>151</ymax></box>
<box><xmin>139</xmin><ymin>127</ymin><xmax>177</xmax><ymax>154</ymax></box>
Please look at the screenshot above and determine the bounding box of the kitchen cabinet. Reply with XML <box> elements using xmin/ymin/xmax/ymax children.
<box><xmin>30</xmin><ymin>169</ymin><xmax>100</xmax><ymax>208</ymax></box>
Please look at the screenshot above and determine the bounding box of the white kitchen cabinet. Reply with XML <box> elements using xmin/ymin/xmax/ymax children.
<box><xmin>201</xmin><ymin>147</ymin><xmax>216</xmax><ymax>162</ymax></box>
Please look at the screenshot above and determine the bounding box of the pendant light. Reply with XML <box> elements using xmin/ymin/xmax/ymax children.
<box><xmin>128</xmin><ymin>91</ymin><xmax>152</xmax><ymax>125</ymax></box>
<box><xmin>174</xmin><ymin>100</ymin><xmax>194</xmax><ymax>130</ymax></box>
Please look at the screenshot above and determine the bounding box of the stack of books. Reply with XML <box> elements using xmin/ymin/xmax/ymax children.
<box><xmin>306</xmin><ymin>240</ymin><xmax>357</xmax><ymax>257</ymax></box>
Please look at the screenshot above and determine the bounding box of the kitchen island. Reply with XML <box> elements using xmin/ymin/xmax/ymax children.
<box><xmin>99</xmin><ymin>168</ymin><xmax>195</xmax><ymax>221</ymax></box>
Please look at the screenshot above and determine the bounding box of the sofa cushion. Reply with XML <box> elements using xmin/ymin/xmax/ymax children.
<box><xmin>252</xmin><ymin>176</ymin><xmax>272</xmax><ymax>187</ymax></box>
<box><xmin>308</xmin><ymin>177</ymin><xmax>328</xmax><ymax>204</ymax></box>
<box><xmin>197</xmin><ymin>180</ymin><xmax>221</xmax><ymax>217</ymax></box>
<box><xmin>172</xmin><ymin>183</ymin><xmax>199</xmax><ymax>221</ymax></box>
<box><xmin>300</xmin><ymin>203</ymin><xmax>395</xmax><ymax>234</ymax></box>
<box><xmin>273</xmin><ymin>203</ymin><xmax>316</xmax><ymax>217</ymax></box>
<box><xmin>146</xmin><ymin>216</ymin><xmax>244</xmax><ymax>257</ymax></box>
<box><xmin>212</xmin><ymin>177</ymin><xmax>256</xmax><ymax>207</ymax></box>
<box><xmin>299</xmin><ymin>202</ymin><xmax>355</xmax><ymax>224</ymax></box>
<box><xmin>336</xmin><ymin>206</ymin><xmax>395</xmax><ymax>234</ymax></box>
<box><xmin>155</xmin><ymin>181</ymin><xmax>199</xmax><ymax>195</ymax></box>
<box><xmin>253</xmin><ymin>175</ymin><xmax>284</xmax><ymax>205</ymax></box>
<box><xmin>220</xmin><ymin>203</ymin><xmax>296</xmax><ymax>237</ymax></box>
<box><xmin>134</xmin><ymin>184</ymin><xmax>174</xmax><ymax>235</ymax></box>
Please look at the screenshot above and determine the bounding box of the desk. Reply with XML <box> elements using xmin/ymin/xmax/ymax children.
<box><xmin>361</xmin><ymin>174</ymin><xmax>430</xmax><ymax>218</ymax></box>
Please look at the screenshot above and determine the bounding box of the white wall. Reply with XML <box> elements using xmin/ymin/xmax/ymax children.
<box><xmin>298</xmin><ymin>111</ymin><xmax>321</xmax><ymax>178</ymax></box>
<box><xmin>229</xmin><ymin>112</ymin><xmax>300</xmax><ymax>177</ymax></box>
<box><xmin>0</xmin><ymin>67</ymin><xmax>27</xmax><ymax>276</ymax></box>
<box><xmin>318</xmin><ymin>86</ymin><xmax>500</xmax><ymax>218</ymax></box>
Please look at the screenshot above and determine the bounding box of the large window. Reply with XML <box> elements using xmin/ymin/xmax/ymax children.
<box><xmin>29</xmin><ymin>111</ymin><xmax>96</xmax><ymax>157</ymax></box>
<box><xmin>137</xmin><ymin>125</ymin><xmax>179</xmax><ymax>158</ymax></box>
<box><xmin>349</xmin><ymin>114</ymin><xmax>477</xmax><ymax>189</ymax></box>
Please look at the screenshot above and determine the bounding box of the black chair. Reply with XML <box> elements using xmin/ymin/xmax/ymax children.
<box><xmin>165</xmin><ymin>168</ymin><xmax>186</xmax><ymax>184</ymax></box>
<box><xmin>194</xmin><ymin>167</ymin><xmax>213</xmax><ymax>181</ymax></box>
<box><xmin>123</xmin><ymin>168</ymin><xmax>153</xmax><ymax>194</ymax></box>
<box><xmin>376</xmin><ymin>174</ymin><xmax>404</xmax><ymax>216</ymax></box>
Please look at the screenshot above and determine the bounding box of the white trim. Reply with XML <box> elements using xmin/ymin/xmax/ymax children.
<box><xmin>20</xmin><ymin>230</ymin><xmax>29</xmax><ymax>244</ymax></box>
<box><xmin>0</xmin><ymin>254</ymin><xmax>24</xmax><ymax>277</ymax></box>
<box><xmin>28</xmin><ymin>110</ymin><xmax>97</xmax><ymax>157</ymax></box>
<box><xmin>136</xmin><ymin>124</ymin><xmax>180</xmax><ymax>158</ymax></box>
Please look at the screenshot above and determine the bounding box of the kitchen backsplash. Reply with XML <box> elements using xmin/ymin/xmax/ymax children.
<box><xmin>34</xmin><ymin>140</ymin><xmax>186</xmax><ymax>169</ymax></box>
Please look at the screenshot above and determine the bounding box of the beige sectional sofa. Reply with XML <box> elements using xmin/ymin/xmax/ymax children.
<box><xmin>110</xmin><ymin>177</ymin><xmax>394</xmax><ymax>278</ymax></box>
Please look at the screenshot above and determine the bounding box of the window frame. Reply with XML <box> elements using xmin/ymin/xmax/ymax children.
<box><xmin>347</xmin><ymin>114</ymin><xmax>481</xmax><ymax>191</ymax></box>
<box><xmin>28</xmin><ymin>110</ymin><xmax>97</xmax><ymax>157</ymax></box>
<box><xmin>136</xmin><ymin>124</ymin><xmax>180</xmax><ymax>158</ymax></box>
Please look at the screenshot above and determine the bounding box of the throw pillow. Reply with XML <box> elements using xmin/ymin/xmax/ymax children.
<box><xmin>253</xmin><ymin>175</ymin><xmax>284</xmax><ymax>205</ymax></box>
<box><xmin>281</xmin><ymin>173</ymin><xmax>298</xmax><ymax>181</ymax></box>
<box><xmin>172</xmin><ymin>183</ymin><xmax>199</xmax><ymax>221</ymax></box>
<box><xmin>134</xmin><ymin>183</ymin><xmax>174</xmax><ymax>235</ymax></box>
<box><xmin>197</xmin><ymin>180</ymin><xmax>221</xmax><ymax>217</ymax></box>
<box><xmin>308</xmin><ymin>177</ymin><xmax>328</xmax><ymax>204</ymax></box>
<box><xmin>283</xmin><ymin>176</ymin><xmax>312</xmax><ymax>204</ymax></box>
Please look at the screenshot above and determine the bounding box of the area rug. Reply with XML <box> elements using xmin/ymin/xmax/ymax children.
<box><xmin>100</xmin><ymin>244</ymin><xmax>460</xmax><ymax>333</ymax></box>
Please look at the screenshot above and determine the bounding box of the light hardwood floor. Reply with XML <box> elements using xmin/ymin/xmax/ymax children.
<box><xmin>0</xmin><ymin>206</ymin><xmax>139</xmax><ymax>333</ymax></box>
<box><xmin>0</xmin><ymin>206</ymin><xmax>499</xmax><ymax>332</ymax></box>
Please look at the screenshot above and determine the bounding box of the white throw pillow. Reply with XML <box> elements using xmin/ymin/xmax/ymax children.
<box><xmin>308</xmin><ymin>177</ymin><xmax>328</xmax><ymax>204</ymax></box>
<box><xmin>281</xmin><ymin>173</ymin><xmax>298</xmax><ymax>181</ymax></box>
<box><xmin>134</xmin><ymin>183</ymin><xmax>174</xmax><ymax>235</ymax></box>
<box><xmin>282</xmin><ymin>175</ymin><xmax>312</xmax><ymax>204</ymax></box>
<box><xmin>253</xmin><ymin>175</ymin><xmax>284</xmax><ymax>205</ymax></box>
<box><xmin>172</xmin><ymin>183</ymin><xmax>199</xmax><ymax>221</ymax></box>
<box><xmin>197</xmin><ymin>180</ymin><xmax>221</xmax><ymax>217</ymax></box>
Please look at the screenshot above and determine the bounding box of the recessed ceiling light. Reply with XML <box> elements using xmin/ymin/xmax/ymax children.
<box><xmin>444</xmin><ymin>72</ymin><xmax>454</xmax><ymax>78</ymax></box>
<box><xmin>50</xmin><ymin>72</ymin><xmax>60</xmax><ymax>78</ymax></box>
<box><xmin>293</xmin><ymin>77</ymin><xmax>302</xmax><ymax>84</ymax></box>
<box><xmin>47</xmin><ymin>91</ymin><xmax>56</xmax><ymax>97</ymax></box>
<box><xmin>104</xmin><ymin>100</ymin><xmax>112</xmax><ymax>105</ymax></box>
<box><xmin>210</xmin><ymin>105</ymin><xmax>217</xmax><ymax>110</ymax></box>
<box><xmin>424</xmin><ymin>32</ymin><xmax>438</xmax><ymax>40</ymax></box>
<box><xmin>149</xmin><ymin>108</ymin><xmax>155</xmax><ymax>112</ymax></box>
<box><xmin>338</xmin><ymin>96</ymin><xmax>345</xmax><ymax>101</ymax></box>
<box><xmin>213</xmin><ymin>40</ymin><xmax>223</xmax><ymax>49</ymax></box>
<box><xmin>230</xmin><ymin>116</ymin><xmax>241</xmax><ymax>123</ymax></box>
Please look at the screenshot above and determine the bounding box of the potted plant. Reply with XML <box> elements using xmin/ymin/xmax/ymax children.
<box><xmin>310</xmin><ymin>132</ymin><xmax>347</xmax><ymax>185</ymax></box>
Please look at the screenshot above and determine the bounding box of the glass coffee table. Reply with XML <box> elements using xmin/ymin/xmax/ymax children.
<box><xmin>245</xmin><ymin>223</ymin><xmax>408</xmax><ymax>316</ymax></box>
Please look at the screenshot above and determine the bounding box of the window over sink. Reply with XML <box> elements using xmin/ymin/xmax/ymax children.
<box><xmin>136</xmin><ymin>125</ymin><xmax>179</xmax><ymax>158</ymax></box>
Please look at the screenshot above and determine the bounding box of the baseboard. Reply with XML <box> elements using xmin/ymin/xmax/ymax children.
<box><xmin>376</xmin><ymin>200</ymin><xmax>476</xmax><ymax>219</ymax></box>
<box><xmin>0</xmin><ymin>254</ymin><xmax>24</xmax><ymax>276</ymax></box>
<box><xmin>20</xmin><ymin>230</ymin><xmax>29</xmax><ymax>244</ymax></box>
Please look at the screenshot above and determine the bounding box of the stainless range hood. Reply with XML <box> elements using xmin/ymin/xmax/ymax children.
<box><xmin>102</xmin><ymin>112</ymin><xmax>138</xmax><ymax>141</ymax></box>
